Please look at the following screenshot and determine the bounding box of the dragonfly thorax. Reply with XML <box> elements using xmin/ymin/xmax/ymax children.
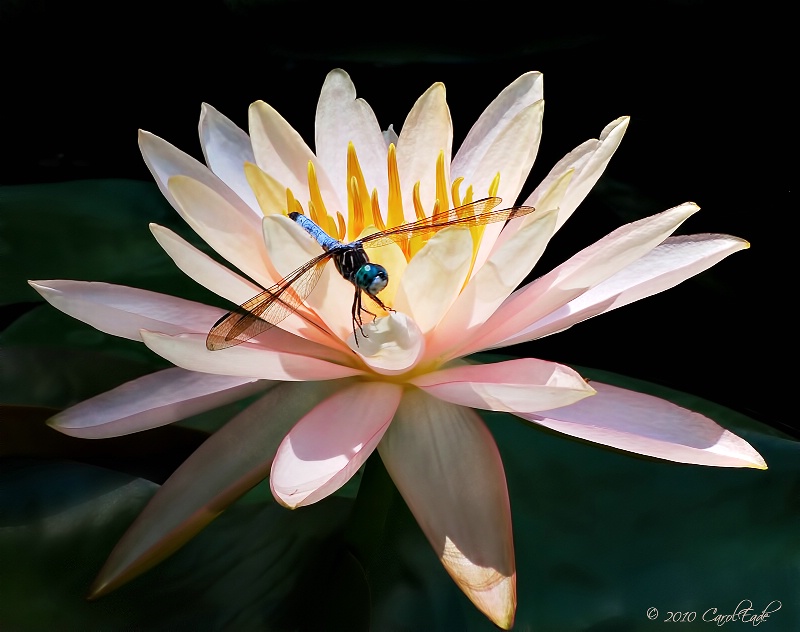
<box><xmin>332</xmin><ymin>245</ymin><xmax>388</xmax><ymax>297</ymax></box>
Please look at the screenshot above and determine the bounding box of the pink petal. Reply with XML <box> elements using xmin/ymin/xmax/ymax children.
<box><xmin>89</xmin><ymin>380</ymin><xmax>343</xmax><ymax>598</ymax></box>
<box><xmin>149</xmin><ymin>223</ymin><xmax>262</xmax><ymax>305</ymax></box>
<box><xmin>378</xmin><ymin>390</ymin><xmax>516</xmax><ymax>629</ymax></box>
<box><xmin>410</xmin><ymin>358</ymin><xmax>595</xmax><ymax>413</ymax></box>
<box><xmin>29</xmin><ymin>280</ymin><xmax>223</xmax><ymax>340</ymax></box>
<box><xmin>500</xmin><ymin>233</ymin><xmax>750</xmax><ymax>346</ymax></box>
<box><xmin>315</xmin><ymin>69</ymin><xmax>388</xmax><ymax>212</ymax></box>
<box><xmin>49</xmin><ymin>368</ymin><xmax>268</xmax><ymax>438</ymax></box>
<box><xmin>396</xmin><ymin>82</ymin><xmax>452</xmax><ymax>221</ymax></box>
<box><xmin>518</xmin><ymin>381</ymin><xmax>767</xmax><ymax>468</ymax></box>
<box><xmin>271</xmin><ymin>381</ymin><xmax>403</xmax><ymax>508</ymax></box>
<box><xmin>457</xmin><ymin>202</ymin><xmax>700</xmax><ymax>357</ymax></box>
<box><xmin>141</xmin><ymin>331</ymin><xmax>363</xmax><ymax>382</ymax></box>
<box><xmin>198</xmin><ymin>102</ymin><xmax>261</xmax><ymax>213</ymax></box>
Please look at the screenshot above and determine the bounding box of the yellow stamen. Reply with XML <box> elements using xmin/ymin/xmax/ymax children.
<box><xmin>336</xmin><ymin>211</ymin><xmax>346</xmax><ymax>241</ymax></box>
<box><xmin>307</xmin><ymin>161</ymin><xmax>331</xmax><ymax>228</ymax></box>
<box><xmin>347</xmin><ymin>142</ymin><xmax>372</xmax><ymax>239</ymax></box>
<box><xmin>285</xmin><ymin>187</ymin><xmax>302</xmax><ymax>216</ymax></box>
<box><xmin>435</xmin><ymin>149</ymin><xmax>450</xmax><ymax>213</ymax></box>
<box><xmin>451</xmin><ymin>176</ymin><xmax>464</xmax><ymax>208</ymax></box>
<box><xmin>348</xmin><ymin>176</ymin><xmax>365</xmax><ymax>241</ymax></box>
<box><xmin>386</xmin><ymin>144</ymin><xmax>405</xmax><ymax>229</ymax></box>
<box><xmin>371</xmin><ymin>189</ymin><xmax>386</xmax><ymax>231</ymax></box>
<box><xmin>463</xmin><ymin>184</ymin><xmax>474</xmax><ymax>204</ymax></box>
<box><xmin>488</xmin><ymin>172</ymin><xmax>500</xmax><ymax>198</ymax></box>
<box><xmin>409</xmin><ymin>182</ymin><xmax>428</xmax><ymax>258</ymax></box>
<box><xmin>412</xmin><ymin>182</ymin><xmax>426</xmax><ymax>221</ymax></box>
<box><xmin>244</xmin><ymin>162</ymin><xmax>284</xmax><ymax>215</ymax></box>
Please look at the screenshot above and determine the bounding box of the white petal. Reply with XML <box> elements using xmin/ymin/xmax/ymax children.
<box><xmin>519</xmin><ymin>381</ymin><xmax>767</xmax><ymax>468</ymax></box>
<box><xmin>393</xmin><ymin>226</ymin><xmax>474</xmax><ymax>334</ymax></box>
<box><xmin>248</xmin><ymin>100</ymin><xmax>343</xmax><ymax>212</ymax></box>
<box><xmin>521</xmin><ymin>116</ymin><xmax>629</xmax><ymax>232</ymax></box>
<box><xmin>378</xmin><ymin>390</ymin><xmax>516</xmax><ymax>629</ymax></box>
<box><xmin>396</xmin><ymin>83</ymin><xmax>452</xmax><ymax>220</ymax></box>
<box><xmin>139</xmin><ymin>130</ymin><xmax>260</xmax><ymax>221</ymax></box>
<box><xmin>167</xmin><ymin>175</ymin><xmax>278</xmax><ymax>289</ymax></box>
<box><xmin>452</xmin><ymin>71</ymin><xmax>543</xmax><ymax>197</ymax></box>
<box><xmin>271</xmin><ymin>381</ymin><xmax>403</xmax><ymax>507</ymax></box>
<box><xmin>198</xmin><ymin>103</ymin><xmax>261</xmax><ymax>214</ymax></box>
<box><xmin>50</xmin><ymin>368</ymin><xmax>268</xmax><ymax>438</ymax></box>
<box><xmin>315</xmin><ymin>69</ymin><xmax>388</xmax><ymax>212</ymax></box>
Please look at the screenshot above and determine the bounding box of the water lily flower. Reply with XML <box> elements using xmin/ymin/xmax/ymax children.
<box><xmin>30</xmin><ymin>68</ymin><xmax>765</xmax><ymax>629</ymax></box>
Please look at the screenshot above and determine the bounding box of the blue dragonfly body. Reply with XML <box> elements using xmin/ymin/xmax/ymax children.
<box><xmin>206</xmin><ymin>197</ymin><xmax>536</xmax><ymax>350</ymax></box>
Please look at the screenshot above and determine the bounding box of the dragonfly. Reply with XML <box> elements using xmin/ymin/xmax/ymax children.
<box><xmin>206</xmin><ymin>196</ymin><xmax>537</xmax><ymax>350</ymax></box>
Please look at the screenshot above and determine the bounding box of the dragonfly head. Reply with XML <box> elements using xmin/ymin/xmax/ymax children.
<box><xmin>355</xmin><ymin>263</ymin><xmax>389</xmax><ymax>297</ymax></box>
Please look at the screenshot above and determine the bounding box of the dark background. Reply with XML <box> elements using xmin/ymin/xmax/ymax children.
<box><xmin>0</xmin><ymin>1</ymin><xmax>790</xmax><ymax>435</ymax></box>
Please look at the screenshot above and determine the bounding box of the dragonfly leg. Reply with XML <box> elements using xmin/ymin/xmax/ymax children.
<box><xmin>366</xmin><ymin>293</ymin><xmax>395</xmax><ymax>314</ymax></box>
<box><xmin>351</xmin><ymin>289</ymin><xmax>369</xmax><ymax>345</ymax></box>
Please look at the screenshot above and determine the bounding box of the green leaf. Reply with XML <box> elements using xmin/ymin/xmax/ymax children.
<box><xmin>0</xmin><ymin>179</ymin><xmax>225</xmax><ymax>306</ymax></box>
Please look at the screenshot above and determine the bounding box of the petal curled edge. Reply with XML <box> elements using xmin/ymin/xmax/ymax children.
<box><xmin>29</xmin><ymin>280</ymin><xmax>223</xmax><ymax>340</ymax></box>
<box><xmin>49</xmin><ymin>368</ymin><xmax>269</xmax><ymax>438</ymax></box>
<box><xmin>499</xmin><ymin>233</ymin><xmax>750</xmax><ymax>346</ymax></box>
<box><xmin>351</xmin><ymin>312</ymin><xmax>426</xmax><ymax>375</ymax></box>
<box><xmin>141</xmin><ymin>331</ymin><xmax>362</xmax><ymax>381</ymax></box>
<box><xmin>378</xmin><ymin>389</ymin><xmax>516</xmax><ymax>629</ymax></box>
<box><xmin>458</xmin><ymin>202</ymin><xmax>700</xmax><ymax>357</ymax></box>
<box><xmin>518</xmin><ymin>381</ymin><xmax>767</xmax><ymax>469</ymax></box>
<box><xmin>89</xmin><ymin>380</ymin><xmax>344</xmax><ymax>599</ymax></box>
<box><xmin>409</xmin><ymin>358</ymin><xmax>595</xmax><ymax>414</ymax></box>
<box><xmin>198</xmin><ymin>103</ymin><xmax>261</xmax><ymax>214</ymax></box>
<box><xmin>271</xmin><ymin>381</ymin><xmax>403</xmax><ymax>508</ymax></box>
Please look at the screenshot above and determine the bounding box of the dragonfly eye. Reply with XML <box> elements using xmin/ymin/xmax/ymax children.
<box><xmin>356</xmin><ymin>263</ymin><xmax>389</xmax><ymax>296</ymax></box>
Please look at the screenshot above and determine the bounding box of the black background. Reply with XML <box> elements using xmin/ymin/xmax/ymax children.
<box><xmin>0</xmin><ymin>1</ymin><xmax>790</xmax><ymax>434</ymax></box>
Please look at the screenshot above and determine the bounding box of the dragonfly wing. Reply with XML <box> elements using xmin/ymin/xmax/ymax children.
<box><xmin>206</xmin><ymin>252</ymin><xmax>332</xmax><ymax>350</ymax></box>
<box><xmin>358</xmin><ymin>197</ymin><xmax>534</xmax><ymax>248</ymax></box>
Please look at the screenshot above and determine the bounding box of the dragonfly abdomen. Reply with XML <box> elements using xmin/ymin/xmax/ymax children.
<box><xmin>289</xmin><ymin>212</ymin><xmax>342</xmax><ymax>251</ymax></box>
